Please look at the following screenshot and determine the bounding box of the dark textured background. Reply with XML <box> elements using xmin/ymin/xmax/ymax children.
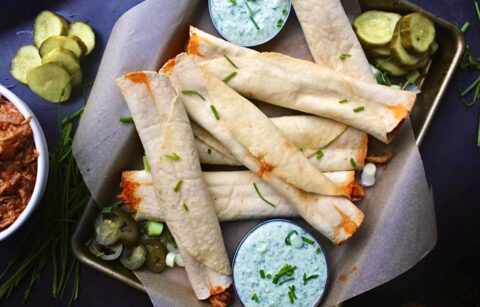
<box><xmin>0</xmin><ymin>0</ymin><xmax>479</xmax><ymax>306</ymax></box>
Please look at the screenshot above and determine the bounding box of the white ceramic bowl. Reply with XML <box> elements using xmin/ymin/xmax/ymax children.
<box><xmin>0</xmin><ymin>84</ymin><xmax>48</xmax><ymax>241</ymax></box>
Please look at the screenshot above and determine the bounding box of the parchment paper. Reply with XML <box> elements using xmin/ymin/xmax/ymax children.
<box><xmin>73</xmin><ymin>0</ymin><xmax>437</xmax><ymax>306</ymax></box>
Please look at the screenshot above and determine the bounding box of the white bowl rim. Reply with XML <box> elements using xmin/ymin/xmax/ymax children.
<box><xmin>0</xmin><ymin>84</ymin><xmax>49</xmax><ymax>241</ymax></box>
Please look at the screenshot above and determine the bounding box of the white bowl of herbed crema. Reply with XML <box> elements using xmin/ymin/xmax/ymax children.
<box><xmin>208</xmin><ymin>0</ymin><xmax>292</xmax><ymax>47</ymax></box>
<box><xmin>233</xmin><ymin>219</ymin><xmax>329</xmax><ymax>307</ymax></box>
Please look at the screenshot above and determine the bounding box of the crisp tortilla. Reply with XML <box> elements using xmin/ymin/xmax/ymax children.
<box><xmin>119</xmin><ymin>170</ymin><xmax>361</xmax><ymax>221</ymax></box>
<box><xmin>201</xmin><ymin>52</ymin><xmax>416</xmax><ymax>143</ymax></box>
<box><xmin>162</xmin><ymin>54</ymin><xmax>363</xmax><ymax>244</ymax></box>
<box><xmin>291</xmin><ymin>0</ymin><xmax>376</xmax><ymax>83</ymax></box>
<box><xmin>115</xmin><ymin>72</ymin><xmax>230</xmax><ymax>300</ymax></box>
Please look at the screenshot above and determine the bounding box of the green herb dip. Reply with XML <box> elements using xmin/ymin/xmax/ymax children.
<box><xmin>233</xmin><ymin>220</ymin><xmax>328</xmax><ymax>306</ymax></box>
<box><xmin>209</xmin><ymin>0</ymin><xmax>290</xmax><ymax>46</ymax></box>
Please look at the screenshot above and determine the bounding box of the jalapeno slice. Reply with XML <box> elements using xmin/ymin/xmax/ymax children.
<box><xmin>88</xmin><ymin>240</ymin><xmax>123</xmax><ymax>261</ymax></box>
<box><xmin>111</xmin><ymin>207</ymin><xmax>140</xmax><ymax>247</ymax></box>
<box><xmin>94</xmin><ymin>214</ymin><xmax>121</xmax><ymax>246</ymax></box>
<box><xmin>142</xmin><ymin>239</ymin><xmax>168</xmax><ymax>273</ymax></box>
<box><xmin>120</xmin><ymin>245</ymin><xmax>147</xmax><ymax>270</ymax></box>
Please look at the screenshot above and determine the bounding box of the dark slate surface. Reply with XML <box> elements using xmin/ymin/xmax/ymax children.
<box><xmin>0</xmin><ymin>0</ymin><xmax>478</xmax><ymax>306</ymax></box>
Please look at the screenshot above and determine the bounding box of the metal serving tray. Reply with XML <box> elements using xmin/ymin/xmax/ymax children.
<box><xmin>72</xmin><ymin>0</ymin><xmax>465</xmax><ymax>297</ymax></box>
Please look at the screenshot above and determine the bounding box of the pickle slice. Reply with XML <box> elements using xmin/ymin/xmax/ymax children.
<box><xmin>390</xmin><ymin>23</ymin><xmax>429</xmax><ymax>67</ymax></box>
<box><xmin>368</xmin><ymin>46</ymin><xmax>392</xmax><ymax>58</ymax></box>
<box><xmin>374</xmin><ymin>58</ymin><xmax>409</xmax><ymax>77</ymax></box>
<box><xmin>42</xmin><ymin>47</ymin><xmax>83</xmax><ymax>87</ymax></box>
<box><xmin>10</xmin><ymin>45</ymin><xmax>42</xmax><ymax>84</ymax></box>
<box><xmin>26</xmin><ymin>63</ymin><xmax>72</xmax><ymax>103</ymax></box>
<box><xmin>353</xmin><ymin>11</ymin><xmax>402</xmax><ymax>47</ymax></box>
<box><xmin>39</xmin><ymin>35</ymin><xmax>86</xmax><ymax>58</ymax></box>
<box><xmin>33</xmin><ymin>11</ymin><xmax>69</xmax><ymax>48</ymax></box>
<box><xmin>68</xmin><ymin>22</ymin><xmax>96</xmax><ymax>55</ymax></box>
<box><xmin>399</xmin><ymin>12</ymin><xmax>436</xmax><ymax>54</ymax></box>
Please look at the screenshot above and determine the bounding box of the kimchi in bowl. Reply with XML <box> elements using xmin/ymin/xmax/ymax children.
<box><xmin>0</xmin><ymin>84</ymin><xmax>48</xmax><ymax>241</ymax></box>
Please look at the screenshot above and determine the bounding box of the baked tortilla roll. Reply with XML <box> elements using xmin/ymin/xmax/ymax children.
<box><xmin>291</xmin><ymin>0</ymin><xmax>376</xmax><ymax>83</ymax></box>
<box><xmin>162</xmin><ymin>54</ymin><xmax>363</xmax><ymax>244</ymax></box>
<box><xmin>201</xmin><ymin>52</ymin><xmax>416</xmax><ymax>143</ymax></box>
<box><xmin>115</xmin><ymin>72</ymin><xmax>231</xmax><ymax>302</ymax></box>
<box><xmin>194</xmin><ymin>118</ymin><xmax>367</xmax><ymax>171</ymax></box>
<box><xmin>119</xmin><ymin>170</ymin><xmax>363</xmax><ymax>221</ymax></box>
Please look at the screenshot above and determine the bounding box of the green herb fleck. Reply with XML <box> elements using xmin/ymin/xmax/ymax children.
<box><xmin>316</xmin><ymin>247</ymin><xmax>322</xmax><ymax>254</ymax></box>
<box><xmin>143</xmin><ymin>155</ymin><xmax>151</xmax><ymax>173</ymax></box>
<box><xmin>302</xmin><ymin>236</ymin><xmax>314</xmax><ymax>245</ymax></box>
<box><xmin>315</xmin><ymin>149</ymin><xmax>324</xmax><ymax>160</ymax></box>
<box><xmin>183</xmin><ymin>203</ymin><xmax>189</xmax><ymax>212</ymax></box>
<box><xmin>267</xmin><ymin>273</ymin><xmax>272</xmax><ymax>279</ymax></box>
<box><xmin>353</xmin><ymin>106</ymin><xmax>365</xmax><ymax>113</ymax></box>
<box><xmin>288</xmin><ymin>285</ymin><xmax>297</xmax><ymax>303</ymax></box>
<box><xmin>461</xmin><ymin>21</ymin><xmax>471</xmax><ymax>33</ymax></box>
<box><xmin>282</xmin><ymin>8</ymin><xmax>288</xmax><ymax>16</ymax></box>
<box><xmin>119</xmin><ymin>116</ymin><xmax>134</xmax><ymax>123</ymax></box>
<box><xmin>339</xmin><ymin>53</ymin><xmax>352</xmax><ymax>60</ymax></box>
<box><xmin>303</xmin><ymin>273</ymin><xmax>319</xmax><ymax>285</ymax></box>
<box><xmin>272</xmin><ymin>264</ymin><xmax>297</xmax><ymax>284</ymax></box>
<box><xmin>279</xmin><ymin>277</ymin><xmax>294</xmax><ymax>285</ymax></box>
<box><xmin>165</xmin><ymin>152</ymin><xmax>181</xmax><ymax>161</ymax></box>
<box><xmin>223</xmin><ymin>71</ymin><xmax>237</xmax><ymax>83</ymax></box>
<box><xmin>259</xmin><ymin>269</ymin><xmax>266</xmax><ymax>279</ymax></box>
<box><xmin>224</xmin><ymin>53</ymin><xmax>238</xmax><ymax>69</ymax></box>
<box><xmin>229</xmin><ymin>0</ymin><xmax>237</xmax><ymax>5</ymax></box>
<box><xmin>250</xmin><ymin>15</ymin><xmax>260</xmax><ymax>30</ymax></box>
<box><xmin>173</xmin><ymin>180</ymin><xmax>183</xmax><ymax>192</ymax></box>
<box><xmin>339</xmin><ymin>99</ymin><xmax>348</xmax><ymax>104</ymax></box>
<box><xmin>285</xmin><ymin>230</ymin><xmax>298</xmax><ymax>246</ymax></box>
<box><xmin>181</xmin><ymin>89</ymin><xmax>205</xmax><ymax>101</ymax></box>
<box><xmin>207</xmin><ymin>148</ymin><xmax>212</xmax><ymax>155</ymax></box>
<box><xmin>210</xmin><ymin>105</ymin><xmax>220</xmax><ymax>120</ymax></box>
<box><xmin>350</xmin><ymin>158</ymin><xmax>357</xmax><ymax>169</ymax></box>
<box><xmin>245</xmin><ymin>2</ymin><xmax>255</xmax><ymax>15</ymax></box>
<box><xmin>277</xmin><ymin>18</ymin><xmax>284</xmax><ymax>28</ymax></box>
<box><xmin>253</xmin><ymin>182</ymin><xmax>276</xmax><ymax>207</ymax></box>
<box><xmin>251</xmin><ymin>292</ymin><xmax>259</xmax><ymax>303</ymax></box>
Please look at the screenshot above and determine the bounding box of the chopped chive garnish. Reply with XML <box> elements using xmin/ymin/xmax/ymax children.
<box><xmin>302</xmin><ymin>236</ymin><xmax>314</xmax><ymax>245</ymax></box>
<box><xmin>223</xmin><ymin>71</ymin><xmax>237</xmax><ymax>83</ymax></box>
<box><xmin>272</xmin><ymin>264</ymin><xmax>297</xmax><ymax>284</ymax></box>
<box><xmin>119</xmin><ymin>116</ymin><xmax>134</xmax><ymax>123</ymax></box>
<box><xmin>461</xmin><ymin>21</ymin><xmax>471</xmax><ymax>33</ymax></box>
<box><xmin>350</xmin><ymin>158</ymin><xmax>357</xmax><ymax>169</ymax></box>
<box><xmin>316</xmin><ymin>247</ymin><xmax>322</xmax><ymax>254</ymax></box>
<box><xmin>181</xmin><ymin>89</ymin><xmax>205</xmax><ymax>101</ymax></box>
<box><xmin>282</xmin><ymin>8</ymin><xmax>288</xmax><ymax>16</ymax></box>
<box><xmin>143</xmin><ymin>155</ymin><xmax>151</xmax><ymax>173</ymax></box>
<box><xmin>339</xmin><ymin>53</ymin><xmax>352</xmax><ymax>60</ymax></box>
<box><xmin>288</xmin><ymin>285</ymin><xmax>297</xmax><ymax>303</ymax></box>
<box><xmin>250</xmin><ymin>15</ymin><xmax>260</xmax><ymax>30</ymax></box>
<box><xmin>339</xmin><ymin>99</ymin><xmax>348</xmax><ymax>104</ymax></box>
<box><xmin>253</xmin><ymin>182</ymin><xmax>276</xmax><ymax>207</ymax></box>
<box><xmin>207</xmin><ymin>148</ymin><xmax>212</xmax><ymax>155</ymax></box>
<box><xmin>461</xmin><ymin>75</ymin><xmax>480</xmax><ymax>97</ymax></box>
<box><xmin>259</xmin><ymin>269</ymin><xmax>266</xmax><ymax>279</ymax></box>
<box><xmin>303</xmin><ymin>273</ymin><xmax>319</xmax><ymax>285</ymax></box>
<box><xmin>245</xmin><ymin>2</ymin><xmax>254</xmax><ymax>15</ymax></box>
<box><xmin>183</xmin><ymin>203</ymin><xmax>189</xmax><ymax>212</ymax></box>
<box><xmin>299</xmin><ymin>148</ymin><xmax>304</xmax><ymax>152</ymax></box>
<box><xmin>173</xmin><ymin>180</ymin><xmax>183</xmax><ymax>192</ymax></box>
<box><xmin>288</xmin><ymin>291</ymin><xmax>294</xmax><ymax>304</ymax></box>
<box><xmin>279</xmin><ymin>277</ymin><xmax>294</xmax><ymax>285</ymax></box>
<box><xmin>165</xmin><ymin>152</ymin><xmax>181</xmax><ymax>161</ymax></box>
<box><xmin>210</xmin><ymin>105</ymin><xmax>220</xmax><ymax>120</ymax></box>
<box><xmin>251</xmin><ymin>292</ymin><xmax>259</xmax><ymax>303</ymax></box>
<box><xmin>229</xmin><ymin>0</ymin><xmax>237</xmax><ymax>5</ymax></box>
<box><xmin>285</xmin><ymin>230</ymin><xmax>298</xmax><ymax>245</ymax></box>
<box><xmin>223</xmin><ymin>53</ymin><xmax>238</xmax><ymax>69</ymax></box>
<box><xmin>267</xmin><ymin>273</ymin><xmax>272</xmax><ymax>279</ymax></box>
<box><xmin>277</xmin><ymin>19</ymin><xmax>284</xmax><ymax>28</ymax></box>
<box><xmin>353</xmin><ymin>106</ymin><xmax>365</xmax><ymax>113</ymax></box>
<box><xmin>315</xmin><ymin>149</ymin><xmax>324</xmax><ymax>160</ymax></box>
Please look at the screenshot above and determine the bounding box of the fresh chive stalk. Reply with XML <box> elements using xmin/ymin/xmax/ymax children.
<box><xmin>461</xmin><ymin>21</ymin><xmax>471</xmax><ymax>33</ymax></box>
<box><xmin>181</xmin><ymin>89</ymin><xmax>205</xmax><ymax>101</ymax></box>
<box><xmin>250</xmin><ymin>15</ymin><xmax>260</xmax><ymax>30</ymax></box>
<box><xmin>165</xmin><ymin>152</ymin><xmax>181</xmax><ymax>161</ymax></box>
<box><xmin>223</xmin><ymin>71</ymin><xmax>237</xmax><ymax>83</ymax></box>
<box><xmin>143</xmin><ymin>156</ymin><xmax>151</xmax><ymax>173</ymax></box>
<box><xmin>183</xmin><ymin>203</ymin><xmax>189</xmax><ymax>212</ymax></box>
<box><xmin>302</xmin><ymin>236</ymin><xmax>314</xmax><ymax>245</ymax></box>
<box><xmin>353</xmin><ymin>106</ymin><xmax>365</xmax><ymax>113</ymax></box>
<box><xmin>173</xmin><ymin>180</ymin><xmax>183</xmax><ymax>192</ymax></box>
<box><xmin>339</xmin><ymin>99</ymin><xmax>348</xmax><ymax>104</ymax></box>
<box><xmin>253</xmin><ymin>182</ymin><xmax>276</xmax><ymax>207</ymax></box>
<box><xmin>315</xmin><ymin>149</ymin><xmax>324</xmax><ymax>160</ymax></box>
<box><xmin>210</xmin><ymin>105</ymin><xmax>220</xmax><ymax>120</ymax></box>
<box><xmin>339</xmin><ymin>53</ymin><xmax>352</xmax><ymax>60</ymax></box>
<box><xmin>119</xmin><ymin>116</ymin><xmax>134</xmax><ymax>123</ymax></box>
<box><xmin>224</xmin><ymin>54</ymin><xmax>238</xmax><ymax>69</ymax></box>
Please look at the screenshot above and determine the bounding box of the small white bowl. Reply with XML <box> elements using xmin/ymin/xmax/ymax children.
<box><xmin>0</xmin><ymin>84</ymin><xmax>48</xmax><ymax>241</ymax></box>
